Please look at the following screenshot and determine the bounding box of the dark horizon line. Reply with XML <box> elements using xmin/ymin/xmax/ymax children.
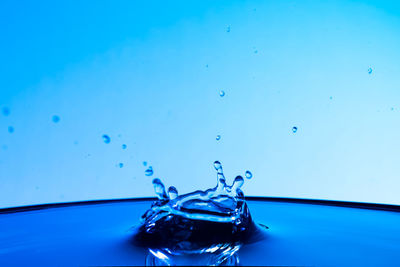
<box><xmin>1</xmin><ymin>196</ymin><xmax>400</xmax><ymax>214</ymax></box>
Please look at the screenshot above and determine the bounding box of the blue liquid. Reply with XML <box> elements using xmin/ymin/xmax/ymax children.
<box><xmin>133</xmin><ymin>161</ymin><xmax>265</xmax><ymax>265</ymax></box>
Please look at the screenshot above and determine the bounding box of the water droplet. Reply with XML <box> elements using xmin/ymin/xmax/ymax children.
<box><xmin>119</xmin><ymin>163</ymin><xmax>124</xmax><ymax>168</ymax></box>
<box><xmin>8</xmin><ymin>126</ymin><xmax>14</xmax><ymax>133</ymax></box>
<box><xmin>292</xmin><ymin>126</ymin><xmax>298</xmax><ymax>133</ymax></box>
<box><xmin>52</xmin><ymin>115</ymin><xmax>60</xmax><ymax>123</ymax></box>
<box><xmin>143</xmin><ymin>161</ymin><xmax>148</xmax><ymax>166</ymax></box>
<box><xmin>152</xmin><ymin>178</ymin><xmax>168</xmax><ymax>199</ymax></box>
<box><xmin>245</xmin><ymin>170</ymin><xmax>253</xmax><ymax>179</ymax></box>
<box><xmin>206</xmin><ymin>64</ymin><xmax>209</xmax><ymax>68</ymax></box>
<box><xmin>2</xmin><ymin>107</ymin><xmax>10</xmax><ymax>116</ymax></box>
<box><xmin>122</xmin><ymin>144</ymin><xmax>127</xmax><ymax>149</ymax></box>
<box><xmin>368</xmin><ymin>67</ymin><xmax>373</xmax><ymax>74</ymax></box>
<box><xmin>168</xmin><ymin>186</ymin><xmax>178</xmax><ymax>200</ymax></box>
<box><xmin>216</xmin><ymin>135</ymin><xmax>221</xmax><ymax>141</ymax></box>
<box><xmin>329</xmin><ymin>96</ymin><xmax>333</xmax><ymax>100</ymax></box>
<box><xmin>213</xmin><ymin>161</ymin><xmax>223</xmax><ymax>172</ymax></box>
<box><xmin>219</xmin><ymin>90</ymin><xmax>225</xmax><ymax>97</ymax></box>
<box><xmin>254</xmin><ymin>49</ymin><xmax>258</xmax><ymax>54</ymax></box>
<box><xmin>226</xmin><ymin>26</ymin><xmax>231</xmax><ymax>33</ymax></box>
<box><xmin>145</xmin><ymin>166</ymin><xmax>154</xmax><ymax>176</ymax></box>
<box><xmin>102</xmin><ymin>134</ymin><xmax>111</xmax><ymax>144</ymax></box>
<box><xmin>232</xmin><ymin>176</ymin><xmax>244</xmax><ymax>190</ymax></box>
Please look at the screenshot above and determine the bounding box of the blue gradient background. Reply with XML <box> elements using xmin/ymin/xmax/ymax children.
<box><xmin>1</xmin><ymin>0</ymin><xmax>400</xmax><ymax>208</ymax></box>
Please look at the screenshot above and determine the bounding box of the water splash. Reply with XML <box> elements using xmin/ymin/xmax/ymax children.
<box><xmin>102</xmin><ymin>134</ymin><xmax>111</xmax><ymax>144</ymax></box>
<box><xmin>133</xmin><ymin>161</ymin><xmax>265</xmax><ymax>266</ymax></box>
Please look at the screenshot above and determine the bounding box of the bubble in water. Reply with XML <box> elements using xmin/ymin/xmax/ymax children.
<box><xmin>226</xmin><ymin>26</ymin><xmax>231</xmax><ymax>33</ymax></box>
<box><xmin>145</xmin><ymin>166</ymin><xmax>154</xmax><ymax>176</ymax></box>
<box><xmin>245</xmin><ymin>171</ymin><xmax>253</xmax><ymax>179</ymax></box>
<box><xmin>8</xmin><ymin>126</ymin><xmax>14</xmax><ymax>133</ymax></box>
<box><xmin>368</xmin><ymin>67</ymin><xmax>373</xmax><ymax>74</ymax></box>
<box><xmin>219</xmin><ymin>90</ymin><xmax>225</xmax><ymax>97</ymax></box>
<box><xmin>52</xmin><ymin>115</ymin><xmax>60</xmax><ymax>123</ymax></box>
<box><xmin>102</xmin><ymin>134</ymin><xmax>111</xmax><ymax>144</ymax></box>
<box><xmin>119</xmin><ymin>163</ymin><xmax>124</xmax><ymax>168</ymax></box>
<box><xmin>2</xmin><ymin>107</ymin><xmax>10</xmax><ymax>116</ymax></box>
<box><xmin>292</xmin><ymin>126</ymin><xmax>298</xmax><ymax>133</ymax></box>
<box><xmin>122</xmin><ymin>144</ymin><xmax>127</xmax><ymax>149</ymax></box>
<box><xmin>216</xmin><ymin>135</ymin><xmax>221</xmax><ymax>141</ymax></box>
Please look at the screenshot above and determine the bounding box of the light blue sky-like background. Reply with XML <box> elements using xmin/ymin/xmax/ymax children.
<box><xmin>1</xmin><ymin>0</ymin><xmax>400</xmax><ymax>208</ymax></box>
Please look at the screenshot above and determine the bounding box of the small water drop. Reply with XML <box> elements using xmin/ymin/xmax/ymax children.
<box><xmin>292</xmin><ymin>126</ymin><xmax>298</xmax><ymax>133</ymax></box>
<box><xmin>143</xmin><ymin>161</ymin><xmax>147</xmax><ymax>166</ymax></box>
<box><xmin>122</xmin><ymin>144</ymin><xmax>127</xmax><ymax>149</ymax></box>
<box><xmin>329</xmin><ymin>96</ymin><xmax>333</xmax><ymax>100</ymax></box>
<box><xmin>145</xmin><ymin>166</ymin><xmax>154</xmax><ymax>176</ymax></box>
<box><xmin>119</xmin><ymin>163</ymin><xmax>124</xmax><ymax>168</ymax></box>
<box><xmin>206</xmin><ymin>64</ymin><xmax>209</xmax><ymax>68</ymax></box>
<box><xmin>226</xmin><ymin>26</ymin><xmax>231</xmax><ymax>33</ymax></box>
<box><xmin>213</xmin><ymin>160</ymin><xmax>223</xmax><ymax>171</ymax></box>
<box><xmin>102</xmin><ymin>134</ymin><xmax>111</xmax><ymax>144</ymax></box>
<box><xmin>368</xmin><ymin>67</ymin><xmax>373</xmax><ymax>74</ymax></box>
<box><xmin>245</xmin><ymin>170</ymin><xmax>253</xmax><ymax>179</ymax></box>
<box><xmin>219</xmin><ymin>90</ymin><xmax>225</xmax><ymax>97</ymax></box>
<box><xmin>168</xmin><ymin>186</ymin><xmax>178</xmax><ymax>200</ymax></box>
<box><xmin>152</xmin><ymin>178</ymin><xmax>168</xmax><ymax>199</ymax></box>
<box><xmin>231</xmin><ymin>176</ymin><xmax>244</xmax><ymax>192</ymax></box>
<box><xmin>8</xmin><ymin>126</ymin><xmax>14</xmax><ymax>133</ymax></box>
<box><xmin>254</xmin><ymin>49</ymin><xmax>258</xmax><ymax>54</ymax></box>
<box><xmin>2</xmin><ymin>107</ymin><xmax>10</xmax><ymax>116</ymax></box>
<box><xmin>52</xmin><ymin>115</ymin><xmax>60</xmax><ymax>123</ymax></box>
<box><xmin>216</xmin><ymin>135</ymin><xmax>221</xmax><ymax>141</ymax></box>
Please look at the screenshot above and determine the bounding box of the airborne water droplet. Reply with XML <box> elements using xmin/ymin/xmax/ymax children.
<box><xmin>226</xmin><ymin>26</ymin><xmax>231</xmax><ymax>33</ymax></box>
<box><xmin>2</xmin><ymin>107</ymin><xmax>10</xmax><ymax>116</ymax></box>
<box><xmin>219</xmin><ymin>90</ymin><xmax>225</xmax><ymax>97</ymax></box>
<box><xmin>143</xmin><ymin>161</ymin><xmax>147</xmax><ymax>166</ymax></box>
<box><xmin>8</xmin><ymin>126</ymin><xmax>14</xmax><ymax>133</ymax></box>
<box><xmin>292</xmin><ymin>126</ymin><xmax>298</xmax><ymax>133</ymax></box>
<box><xmin>122</xmin><ymin>144</ymin><xmax>127</xmax><ymax>149</ymax></box>
<box><xmin>216</xmin><ymin>135</ymin><xmax>221</xmax><ymax>141</ymax></box>
<box><xmin>119</xmin><ymin>163</ymin><xmax>124</xmax><ymax>168</ymax></box>
<box><xmin>102</xmin><ymin>134</ymin><xmax>111</xmax><ymax>144</ymax></box>
<box><xmin>245</xmin><ymin>171</ymin><xmax>253</xmax><ymax>179</ymax></box>
<box><xmin>145</xmin><ymin>166</ymin><xmax>154</xmax><ymax>176</ymax></box>
<box><xmin>52</xmin><ymin>115</ymin><xmax>60</xmax><ymax>123</ymax></box>
<box><xmin>368</xmin><ymin>67</ymin><xmax>373</xmax><ymax>74</ymax></box>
